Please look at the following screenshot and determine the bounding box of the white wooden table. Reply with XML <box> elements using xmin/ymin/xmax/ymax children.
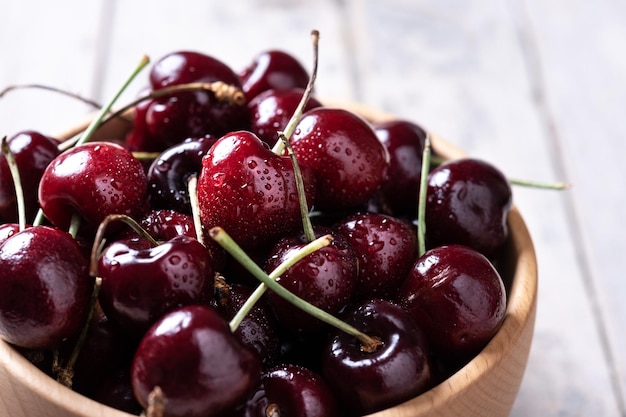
<box><xmin>1</xmin><ymin>1</ymin><xmax>624</xmax><ymax>416</ymax></box>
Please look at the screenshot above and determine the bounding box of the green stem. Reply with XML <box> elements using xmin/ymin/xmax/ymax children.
<box><xmin>187</xmin><ymin>175</ymin><xmax>205</xmax><ymax>246</ymax></box>
<box><xmin>0</xmin><ymin>83</ymin><xmax>102</xmax><ymax>109</ymax></box>
<box><xmin>68</xmin><ymin>212</ymin><xmax>82</xmax><ymax>239</ymax></box>
<box><xmin>271</xmin><ymin>30</ymin><xmax>319</xmax><ymax>156</ymax></box>
<box><xmin>74</xmin><ymin>55</ymin><xmax>150</xmax><ymax>148</ymax></box>
<box><xmin>1</xmin><ymin>136</ymin><xmax>26</xmax><ymax>231</ymax></box>
<box><xmin>210</xmin><ymin>226</ymin><xmax>381</xmax><ymax>352</ymax></box>
<box><xmin>283</xmin><ymin>138</ymin><xmax>316</xmax><ymax>242</ymax></box>
<box><xmin>228</xmin><ymin>234</ymin><xmax>332</xmax><ymax>332</ymax></box>
<box><xmin>509</xmin><ymin>178</ymin><xmax>570</xmax><ymax>190</ymax></box>
<box><xmin>417</xmin><ymin>134</ymin><xmax>432</xmax><ymax>257</ymax></box>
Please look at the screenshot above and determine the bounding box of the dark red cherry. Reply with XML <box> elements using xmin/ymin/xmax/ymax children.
<box><xmin>239</xmin><ymin>50</ymin><xmax>310</xmax><ymax>100</ymax></box>
<box><xmin>236</xmin><ymin>364</ymin><xmax>339</xmax><ymax>417</ymax></box>
<box><xmin>397</xmin><ymin>244</ymin><xmax>507</xmax><ymax>362</ymax></box>
<box><xmin>0</xmin><ymin>226</ymin><xmax>93</xmax><ymax>350</ymax></box>
<box><xmin>247</xmin><ymin>88</ymin><xmax>323</xmax><ymax>147</ymax></box>
<box><xmin>372</xmin><ymin>120</ymin><xmax>427</xmax><ymax>216</ymax></box>
<box><xmin>97</xmin><ymin>235</ymin><xmax>214</xmax><ymax>336</ymax></box>
<box><xmin>0</xmin><ymin>223</ymin><xmax>22</xmax><ymax>245</ymax></box>
<box><xmin>0</xmin><ymin>131</ymin><xmax>60</xmax><ymax>223</ymax></box>
<box><xmin>264</xmin><ymin>227</ymin><xmax>358</xmax><ymax>333</ymax></box>
<box><xmin>147</xmin><ymin>135</ymin><xmax>218</xmax><ymax>214</ymax></box>
<box><xmin>38</xmin><ymin>142</ymin><xmax>148</xmax><ymax>232</ymax></box>
<box><xmin>334</xmin><ymin>212</ymin><xmax>417</xmax><ymax>298</ymax></box>
<box><xmin>290</xmin><ymin>107</ymin><xmax>389</xmax><ymax>211</ymax></box>
<box><xmin>136</xmin><ymin>209</ymin><xmax>197</xmax><ymax>241</ymax></box>
<box><xmin>426</xmin><ymin>158</ymin><xmax>512</xmax><ymax>257</ymax></box>
<box><xmin>139</xmin><ymin>51</ymin><xmax>249</xmax><ymax>151</ymax></box>
<box><xmin>197</xmin><ymin>130</ymin><xmax>316</xmax><ymax>251</ymax></box>
<box><xmin>131</xmin><ymin>305</ymin><xmax>261</xmax><ymax>417</ymax></box>
<box><xmin>321</xmin><ymin>298</ymin><xmax>432</xmax><ymax>416</ymax></box>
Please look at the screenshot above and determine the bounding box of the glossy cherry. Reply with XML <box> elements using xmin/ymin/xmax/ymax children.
<box><xmin>264</xmin><ymin>226</ymin><xmax>358</xmax><ymax>333</ymax></box>
<box><xmin>334</xmin><ymin>212</ymin><xmax>417</xmax><ymax>298</ymax></box>
<box><xmin>38</xmin><ymin>142</ymin><xmax>148</xmax><ymax>232</ymax></box>
<box><xmin>236</xmin><ymin>364</ymin><xmax>339</xmax><ymax>417</ymax></box>
<box><xmin>239</xmin><ymin>50</ymin><xmax>310</xmax><ymax>100</ymax></box>
<box><xmin>372</xmin><ymin>120</ymin><xmax>427</xmax><ymax>216</ymax></box>
<box><xmin>397</xmin><ymin>244</ymin><xmax>507</xmax><ymax>362</ymax></box>
<box><xmin>290</xmin><ymin>107</ymin><xmax>389</xmax><ymax>211</ymax></box>
<box><xmin>138</xmin><ymin>51</ymin><xmax>250</xmax><ymax>151</ymax></box>
<box><xmin>97</xmin><ymin>235</ymin><xmax>214</xmax><ymax>336</ymax></box>
<box><xmin>0</xmin><ymin>226</ymin><xmax>93</xmax><ymax>350</ymax></box>
<box><xmin>197</xmin><ymin>130</ymin><xmax>316</xmax><ymax>251</ymax></box>
<box><xmin>426</xmin><ymin>158</ymin><xmax>512</xmax><ymax>258</ymax></box>
<box><xmin>0</xmin><ymin>131</ymin><xmax>60</xmax><ymax>223</ymax></box>
<box><xmin>321</xmin><ymin>298</ymin><xmax>432</xmax><ymax>416</ymax></box>
<box><xmin>131</xmin><ymin>305</ymin><xmax>261</xmax><ymax>417</ymax></box>
<box><xmin>147</xmin><ymin>134</ymin><xmax>218</xmax><ymax>214</ymax></box>
<box><xmin>247</xmin><ymin>87</ymin><xmax>323</xmax><ymax>147</ymax></box>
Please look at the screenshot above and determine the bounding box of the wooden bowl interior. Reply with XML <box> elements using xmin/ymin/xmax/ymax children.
<box><xmin>0</xmin><ymin>102</ymin><xmax>537</xmax><ymax>417</ymax></box>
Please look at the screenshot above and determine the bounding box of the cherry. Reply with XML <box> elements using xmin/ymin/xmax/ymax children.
<box><xmin>236</xmin><ymin>364</ymin><xmax>339</xmax><ymax>417</ymax></box>
<box><xmin>334</xmin><ymin>212</ymin><xmax>417</xmax><ymax>299</ymax></box>
<box><xmin>321</xmin><ymin>298</ymin><xmax>432</xmax><ymax>416</ymax></box>
<box><xmin>239</xmin><ymin>50</ymin><xmax>310</xmax><ymax>101</ymax></box>
<box><xmin>247</xmin><ymin>87</ymin><xmax>323</xmax><ymax>147</ymax></box>
<box><xmin>0</xmin><ymin>226</ymin><xmax>93</xmax><ymax>350</ymax></box>
<box><xmin>371</xmin><ymin>120</ymin><xmax>427</xmax><ymax>216</ymax></box>
<box><xmin>212</xmin><ymin>280</ymin><xmax>281</xmax><ymax>367</ymax></box>
<box><xmin>136</xmin><ymin>209</ymin><xmax>197</xmax><ymax>241</ymax></box>
<box><xmin>197</xmin><ymin>130</ymin><xmax>316</xmax><ymax>251</ymax></box>
<box><xmin>97</xmin><ymin>235</ymin><xmax>214</xmax><ymax>336</ymax></box>
<box><xmin>263</xmin><ymin>226</ymin><xmax>358</xmax><ymax>333</ymax></box>
<box><xmin>0</xmin><ymin>131</ymin><xmax>60</xmax><ymax>223</ymax></box>
<box><xmin>0</xmin><ymin>223</ymin><xmax>22</xmax><ymax>245</ymax></box>
<box><xmin>426</xmin><ymin>158</ymin><xmax>512</xmax><ymax>258</ymax></box>
<box><xmin>38</xmin><ymin>142</ymin><xmax>148</xmax><ymax>233</ymax></box>
<box><xmin>290</xmin><ymin>107</ymin><xmax>389</xmax><ymax>211</ymax></box>
<box><xmin>131</xmin><ymin>304</ymin><xmax>261</xmax><ymax>417</ymax></box>
<box><xmin>397</xmin><ymin>244</ymin><xmax>507</xmax><ymax>362</ymax></box>
<box><xmin>138</xmin><ymin>51</ymin><xmax>250</xmax><ymax>151</ymax></box>
<box><xmin>147</xmin><ymin>134</ymin><xmax>218</xmax><ymax>214</ymax></box>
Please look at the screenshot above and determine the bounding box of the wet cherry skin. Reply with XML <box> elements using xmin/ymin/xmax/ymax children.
<box><xmin>131</xmin><ymin>305</ymin><xmax>261</xmax><ymax>417</ymax></box>
<box><xmin>290</xmin><ymin>107</ymin><xmax>389</xmax><ymax>211</ymax></box>
<box><xmin>38</xmin><ymin>142</ymin><xmax>148</xmax><ymax>232</ymax></box>
<box><xmin>0</xmin><ymin>226</ymin><xmax>93</xmax><ymax>350</ymax></box>
<box><xmin>197</xmin><ymin>130</ymin><xmax>316</xmax><ymax>251</ymax></box>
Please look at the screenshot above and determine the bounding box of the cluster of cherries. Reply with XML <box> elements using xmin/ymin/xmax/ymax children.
<box><xmin>0</xmin><ymin>35</ymin><xmax>512</xmax><ymax>417</ymax></box>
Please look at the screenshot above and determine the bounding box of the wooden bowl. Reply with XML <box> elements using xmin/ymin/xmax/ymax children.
<box><xmin>0</xmin><ymin>102</ymin><xmax>537</xmax><ymax>417</ymax></box>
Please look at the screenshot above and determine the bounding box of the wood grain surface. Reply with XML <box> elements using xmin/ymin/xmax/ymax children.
<box><xmin>1</xmin><ymin>1</ymin><xmax>624</xmax><ymax>416</ymax></box>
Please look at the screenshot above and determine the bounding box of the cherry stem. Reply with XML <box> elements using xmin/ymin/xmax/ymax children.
<box><xmin>74</xmin><ymin>55</ymin><xmax>150</xmax><ymax>148</ymax></box>
<box><xmin>68</xmin><ymin>212</ymin><xmax>82</xmax><ymax>239</ymax></box>
<box><xmin>187</xmin><ymin>175</ymin><xmax>205</xmax><ymax>246</ymax></box>
<box><xmin>0</xmin><ymin>83</ymin><xmax>102</xmax><ymax>109</ymax></box>
<box><xmin>228</xmin><ymin>234</ymin><xmax>332</xmax><ymax>332</ymax></box>
<box><xmin>132</xmin><ymin>151</ymin><xmax>161</xmax><ymax>161</ymax></box>
<box><xmin>89</xmin><ymin>214</ymin><xmax>159</xmax><ymax>277</ymax></box>
<box><xmin>509</xmin><ymin>178</ymin><xmax>570</xmax><ymax>190</ymax></box>
<box><xmin>1</xmin><ymin>136</ymin><xmax>26</xmax><ymax>231</ymax></box>
<box><xmin>146</xmin><ymin>386</ymin><xmax>166</xmax><ymax>417</ymax></box>
<box><xmin>272</xmin><ymin>29</ymin><xmax>320</xmax><ymax>242</ymax></box>
<box><xmin>210</xmin><ymin>226</ymin><xmax>382</xmax><ymax>352</ymax></box>
<box><xmin>56</xmin><ymin>276</ymin><xmax>102</xmax><ymax>388</ymax></box>
<box><xmin>417</xmin><ymin>134</ymin><xmax>432</xmax><ymax>257</ymax></box>
<box><xmin>271</xmin><ymin>29</ymin><xmax>319</xmax><ymax>156</ymax></box>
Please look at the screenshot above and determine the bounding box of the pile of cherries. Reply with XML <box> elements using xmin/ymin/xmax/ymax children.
<box><xmin>0</xmin><ymin>40</ymin><xmax>513</xmax><ymax>417</ymax></box>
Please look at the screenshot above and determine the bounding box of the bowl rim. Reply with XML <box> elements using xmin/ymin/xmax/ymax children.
<box><xmin>0</xmin><ymin>101</ymin><xmax>538</xmax><ymax>417</ymax></box>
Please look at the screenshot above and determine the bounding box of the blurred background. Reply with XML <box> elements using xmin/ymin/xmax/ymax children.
<box><xmin>1</xmin><ymin>1</ymin><xmax>625</xmax><ymax>415</ymax></box>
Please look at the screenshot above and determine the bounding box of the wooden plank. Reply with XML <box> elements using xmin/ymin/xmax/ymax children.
<box><xmin>515</xmin><ymin>0</ymin><xmax>626</xmax><ymax>412</ymax></box>
<box><xmin>343</xmin><ymin>0</ymin><xmax>622</xmax><ymax>415</ymax></box>
<box><xmin>0</xmin><ymin>0</ymin><xmax>108</xmax><ymax>137</ymax></box>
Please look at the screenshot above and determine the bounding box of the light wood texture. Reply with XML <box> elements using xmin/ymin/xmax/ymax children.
<box><xmin>1</xmin><ymin>1</ymin><xmax>624</xmax><ymax>416</ymax></box>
